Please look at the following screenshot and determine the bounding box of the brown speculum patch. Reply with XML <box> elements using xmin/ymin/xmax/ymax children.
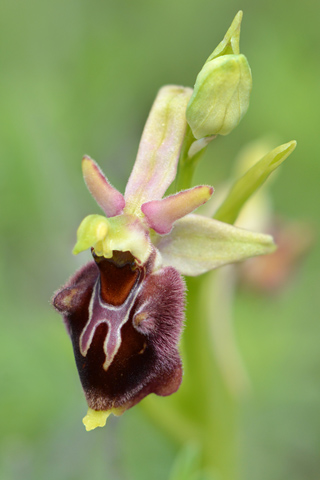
<box><xmin>92</xmin><ymin>250</ymin><xmax>139</xmax><ymax>306</ymax></box>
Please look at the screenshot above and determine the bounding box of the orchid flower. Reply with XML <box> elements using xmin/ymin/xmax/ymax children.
<box><xmin>52</xmin><ymin>84</ymin><xmax>276</xmax><ymax>431</ymax></box>
<box><xmin>52</xmin><ymin>12</ymin><xmax>295</xmax><ymax>433</ymax></box>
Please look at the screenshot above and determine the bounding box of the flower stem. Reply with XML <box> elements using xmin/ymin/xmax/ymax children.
<box><xmin>141</xmin><ymin>272</ymin><xmax>243</xmax><ymax>480</ymax></box>
<box><xmin>171</xmin><ymin>126</ymin><xmax>206</xmax><ymax>192</ymax></box>
<box><xmin>181</xmin><ymin>274</ymin><xmax>241</xmax><ymax>480</ymax></box>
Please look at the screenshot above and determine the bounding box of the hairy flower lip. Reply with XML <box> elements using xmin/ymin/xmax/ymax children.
<box><xmin>53</xmin><ymin>247</ymin><xmax>186</xmax><ymax>416</ymax></box>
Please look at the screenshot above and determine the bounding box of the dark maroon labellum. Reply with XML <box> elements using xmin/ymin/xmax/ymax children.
<box><xmin>53</xmin><ymin>249</ymin><xmax>185</xmax><ymax>412</ymax></box>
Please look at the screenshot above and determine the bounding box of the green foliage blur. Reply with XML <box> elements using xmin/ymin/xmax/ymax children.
<box><xmin>1</xmin><ymin>0</ymin><xmax>319</xmax><ymax>479</ymax></box>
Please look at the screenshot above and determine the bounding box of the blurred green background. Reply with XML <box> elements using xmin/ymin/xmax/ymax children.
<box><xmin>1</xmin><ymin>0</ymin><xmax>319</xmax><ymax>479</ymax></box>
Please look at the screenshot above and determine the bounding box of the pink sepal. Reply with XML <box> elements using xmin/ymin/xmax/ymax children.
<box><xmin>124</xmin><ymin>86</ymin><xmax>193</xmax><ymax>215</ymax></box>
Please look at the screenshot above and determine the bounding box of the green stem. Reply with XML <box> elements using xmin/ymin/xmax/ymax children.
<box><xmin>141</xmin><ymin>395</ymin><xmax>200</xmax><ymax>445</ymax></box>
<box><xmin>140</xmin><ymin>273</ymin><xmax>243</xmax><ymax>480</ymax></box>
<box><xmin>182</xmin><ymin>275</ymin><xmax>240</xmax><ymax>480</ymax></box>
<box><xmin>168</xmin><ymin>126</ymin><xmax>208</xmax><ymax>193</ymax></box>
<box><xmin>175</xmin><ymin>127</ymin><xmax>198</xmax><ymax>191</ymax></box>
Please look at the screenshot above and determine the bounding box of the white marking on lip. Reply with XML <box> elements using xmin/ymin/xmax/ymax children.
<box><xmin>79</xmin><ymin>274</ymin><xmax>143</xmax><ymax>371</ymax></box>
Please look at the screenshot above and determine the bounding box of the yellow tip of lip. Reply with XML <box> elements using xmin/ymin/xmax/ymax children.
<box><xmin>82</xmin><ymin>408</ymin><xmax>111</xmax><ymax>431</ymax></box>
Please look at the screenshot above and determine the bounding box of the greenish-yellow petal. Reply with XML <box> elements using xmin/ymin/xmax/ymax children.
<box><xmin>73</xmin><ymin>214</ymin><xmax>152</xmax><ymax>264</ymax></box>
<box><xmin>73</xmin><ymin>214</ymin><xmax>110</xmax><ymax>255</ymax></box>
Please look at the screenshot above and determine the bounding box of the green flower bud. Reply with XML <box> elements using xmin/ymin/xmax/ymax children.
<box><xmin>186</xmin><ymin>53</ymin><xmax>252</xmax><ymax>139</ymax></box>
<box><xmin>186</xmin><ymin>11</ymin><xmax>252</xmax><ymax>139</ymax></box>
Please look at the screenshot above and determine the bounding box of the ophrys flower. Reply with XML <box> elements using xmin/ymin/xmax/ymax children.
<box><xmin>53</xmin><ymin>85</ymin><xmax>275</xmax><ymax>430</ymax></box>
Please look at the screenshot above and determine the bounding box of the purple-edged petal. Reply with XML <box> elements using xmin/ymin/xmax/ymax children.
<box><xmin>82</xmin><ymin>156</ymin><xmax>125</xmax><ymax>217</ymax></box>
<box><xmin>153</xmin><ymin>214</ymin><xmax>276</xmax><ymax>276</ymax></box>
<box><xmin>141</xmin><ymin>186</ymin><xmax>214</xmax><ymax>234</ymax></box>
<box><xmin>124</xmin><ymin>86</ymin><xmax>193</xmax><ymax>216</ymax></box>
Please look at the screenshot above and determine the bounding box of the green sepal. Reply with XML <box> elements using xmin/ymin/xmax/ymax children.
<box><xmin>153</xmin><ymin>214</ymin><xmax>276</xmax><ymax>276</ymax></box>
<box><xmin>206</xmin><ymin>10</ymin><xmax>243</xmax><ymax>62</ymax></box>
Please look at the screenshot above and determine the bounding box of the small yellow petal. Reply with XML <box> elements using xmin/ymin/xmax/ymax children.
<box><xmin>82</xmin><ymin>408</ymin><xmax>111</xmax><ymax>431</ymax></box>
<box><xmin>73</xmin><ymin>214</ymin><xmax>109</xmax><ymax>255</ymax></box>
<box><xmin>72</xmin><ymin>213</ymin><xmax>152</xmax><ymax>264</ymax></box>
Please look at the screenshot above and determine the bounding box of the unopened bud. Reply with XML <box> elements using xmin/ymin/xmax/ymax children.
<box><xmin>186</xmin><ymin>53</ymin><xmax>252</xmax><ymax>138</ymax></box>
